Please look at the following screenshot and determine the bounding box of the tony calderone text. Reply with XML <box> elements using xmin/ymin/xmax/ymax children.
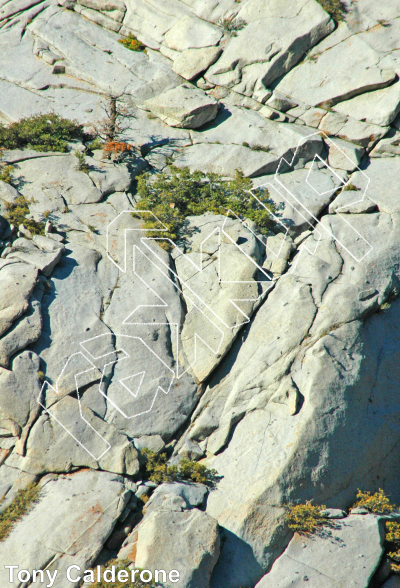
<box><xmin>5</xmin><ymin>565</ymin><xmax>180</xmax><ymax>586</ymax></box>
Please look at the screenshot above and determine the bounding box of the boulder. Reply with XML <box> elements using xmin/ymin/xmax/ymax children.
<box><xmin>319</xmin><ymin>112</ymin><xmax>388</xmax><ymax>149</ymax></box>
<box><xmin>135</xmin><ymin>508</ymin><xmax>220</xmax><ymax>588</ymax></box>
<box><xmin>88</xmin><ymin>159</ymin><xmax>132</xmax><ymax>196</ymax></box>
<box><xmin>0</xmin><ymin>350</ymin><xmax>42</xmax><ymax>434</ymax></box>
<box><xmin>348</xmin><ymin>158</ymin><xmax>400</xmax><ymax>215</ymax></box>
<box><xmin>143</xmin><ymin>482</ymin><xmax>208</xmax><ymax>515</ymax></box>
<box><xmin>325</xmin><ymin>137</ymin><xmax>365</xmax><ymax>172</ymax></box>
<box><xmin>28</xmin><ymin>6</ymin><xmax>182</xmax><ymax>102</ymax></box>
<box><xmin>14</xmin><ymin>154</ymin><xmax>103</xmax><ymax>206</ymax></box>
<box><xmin>172</xmin><ymin>47</ymin><xmax>222</xmax><ymax>81</ymax></box>
<box><xmin>370</xmin><ymin>128</ymin><xmax>400</xmax><ymax>157</ymax></box>
<box><xmin>253</xmin><ymin>167</ymin><xmax>339</xmax><ymax>236</ymax></box>
<box><xmin>0</xmin><ymin>469</ymin><xmax>130</xmax><ymax>587</ymax></box>
<box><xmin>0</xmin><ymin>260</ymin><xmax>38</xmax><ymax>338</ymax></box>
<box><xmin>6</xmin><ymin>237</ymin><xmax>64</xmax><ymax>276</ymax></box>
<box><xmin>255</xmin><ymin>515</ymin><xmax>384</xmax><ymax>588</ymax></box>
<box><xmin>0</xmin><ymin>281</ymin><xmax>43</xmax><ymax>368</ymax></box>
<box><xmin>0</xmin><ymin>180</ymin><xmax>19</xmax><ymax>205</ymax></box>
<box><xmin>145</xmin><ymin>84</ymin><xmax>219</xmax><ymax>129</ymax></box>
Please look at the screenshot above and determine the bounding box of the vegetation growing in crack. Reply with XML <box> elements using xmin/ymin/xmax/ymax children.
<box><xmin>343</xmin><ymin>183</ymin><xmax>359</xmax><ymax>192</ymax></box>
<box><xmin>386</xmin><ymin>522</ymin><xmax>400</xmax><ymax>573</ymax></box>
<box><xmin>0</xmin><ymin>482</ymin><xmax>40</xmax><ymax>542</ymax></box>
<box><xmin>285</xmin><ymin>502</ymin><xmax>330</xmax><ymax>535</ymax></box>
<box><xmin>316</xmin><ymin>0</ymin><xmax>347</xmax><ymax>22</ymax></box>
<box><xmin>118</xmin><ymin>33</ymin><xmax>146</xmax><ymax>52</ymax></box>
<box><xmin>0</xmin><ymin>113</ymin><xmax>83</xmax><ymax>152</ymax></box>
<box><xmin>0</xmin><ymin>148</ymin><xmax>13</xmax><ymax>183</ymax></box>
<box><xmin>4</xmin><ymin>195</ymin><xmax>45</xmax><ymax>235</ymax></box>
<box><xmin>242</xmin><ymin>142</ymin><xmax>270</xmax><ymax>153</ymax></box>
<box><xmin>133</xmin><ymin>166</ymin><xmax>276</xmax><ymax>250</ymax></box>
<box><xmin>218</xmin><ymin>15</ymin><xmax>247</xmax><ymax>36</ymax></box>
<box><xmin>352</xmin><ymin>488</ymin><xmax>396</xmax><ymax>514</ymax></box>
<box><xmin>89</xmin><ymin>95</ymin><xmax>134</xmax><ymax>160</ymax></box>
<box><xmin>75</xmin><ymin>150</ymin><xmax>90</xmax><ymax>173</ymax></box>
<box><xmin>141</xmin><ymin>448</ymin><xmax>217</xmax><ymax>486</ymax></box>
<box><xmin>88</xmin><ymin>560</ymin><xmax>156</xmax><ymax>587</ymax></box>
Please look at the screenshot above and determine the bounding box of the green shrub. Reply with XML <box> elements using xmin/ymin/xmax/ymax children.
<box><xmin>219</xmin><ymin>16</ymin><xmax>247</xmax><ymax>36</ymax></box>
<box><xmin>343</xmin><ymin>183</ymin><xmax>359</xmax><ymax>192</ymax></box>
<box><xmin>0</xmin><ymin>113</ymin><xmax>83</xmax><ymax>152</ymax></box>
<box><xmin>4</xmin><ymin>195</ymin><xmax>45</xmax><ymax>235</ymax></box>
<box><xmin>0</xmin><ymin>483</ymin><xmax>40</xmax><ymax>542</ymax></box>
<box><xmin>352</xmin><ymin>488</ymin><xmax>396</xmax><ymax>514</ymax></box>
<box><xmin>134</xmin><ymin>166</ymin><xmax>276</xmax><ymax>250</ymax></box>
<box><xmin>75</xmin><ymin>150</ymin><xmax>90</xmax><ymax>173</ymax></box>
<box><xmin>286</xmin><ymin>502</ymin><xmax>328</xmax><ymax>535</ymax></box>
<box><xmin>141</xmin><ymin>449</ymin><xmax>178</xmax><ymax>484</ymax></box>
<box><xmin>316</xmin><ymin>0</ymin><xmax>347</xmax><ymax>22</ymax></box>
<box><xmin>118</xmin><ymin>33</ymin><xmax>145</xmax><ymax>52</ymax></box>
<box><xmin>86</xmin><ymin>137</ymin><xmax>104</xmax><ymax>152</ymax></box>
<box><xmin>141</xmin><ymin>448</ymin><xmax>217</xmax><ymax>486</ymax></box>
<box><xmin>0</xmin><ymin>163</ymin><xmax>13</xmax><ymax>184</ymax></box>
<box><xmin>178</xmin><ymin>458</ymin><xmax>217</xmax><ymax>485</ymax></box>
<box><xmin>386</xmin><ymin>522</ymin><xmax>400</xmax><ymax>573</ymax></box>
<box><xmin>88</xmin><ymin>560</ymin><xmax>155</xmax><ymax>587</ymax></box>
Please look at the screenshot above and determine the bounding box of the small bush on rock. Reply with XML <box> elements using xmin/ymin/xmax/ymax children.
<box><xmin>75</xmin><ymin>150</ymin><xmax>90</xmax><ymax>173</ymax></box>
<box><xmin>219</xmin><ymin>16</ymin><xmax>247</xmax><ymax>36</ymax></box>
<box><xmin>0</xmin><ymin>482</ymin><xmax>40</xmax><ymax>542</ymax></box>
<box><xmin>141</xmin><ymin>448</ymin><xmax>217</xmax><ymax>486</ymax></box>
<box><xmin>286</xmin><ymin>502</ymin><xmax>328</xmax><ymax>535</ymax></box>
<box><xmin>4</xmin><ymin>195</ymin><xmax>45</xmax><ymax>236</ymax></box>
<box><xmin>352</xmin><ymin>488</ymin><xmax>396</xmax><ymax>514</ymax></box>
<box><xmin>316</xmin><ymin>0</ymin><xmax>347</xmax><ymax>22</ymax></box>
<box><xmin>141</xmin><ymin>448</ymin><xmax>178</xmax><ymax>484</ymax></box>
<box><xmin>386</xmin><ymin>522</ymin><xmax>400</xmax><ymax>573</ymax></box>
<box><xmin>179</xmin><ymin>458</ymin><xmax>217</xmax><ymax>485</ymax></box>
<box><xmin>89</xmin><ymin>559</ymin><xmax>155</xmax><ymax>587</ymax></box>
<box><xmin>0</xmin><ymin>113</ymin><xmax>83</xmax><ymax>152</ymax></box>
<box><xmin>134</xmin><ymin>166</ymin><xmax>275</xmax><ymax>250</ymax></box>
<box><xmin>118</xmin><ymin>33</ymin><xmax>145</xmax><ymax>52</ymax></box>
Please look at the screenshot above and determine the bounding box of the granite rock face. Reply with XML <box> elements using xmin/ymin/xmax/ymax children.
<box><xmin>1</xmin><ymin>0</ymin><xmax>400</xmax><ymax>587</ymax></box>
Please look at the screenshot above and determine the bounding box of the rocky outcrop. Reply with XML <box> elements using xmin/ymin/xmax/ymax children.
<box><xmin>1</xmin><ymin>0</ymin><xmax>400</xmax><ymax>587</ymax></box>
<box><xmin>256</xmin><ymin>513</ymin><xmax>385</xmax><ymax>587</ymax></box>
<box><xmin>0</xmin><ymin>470</ymin><xmax>131</xmax><ymax>587</ymax></box>
<box><xmin>118</xmin><ymin>482</ymin><xmax>220</xmax><ymax>588</ymax></box>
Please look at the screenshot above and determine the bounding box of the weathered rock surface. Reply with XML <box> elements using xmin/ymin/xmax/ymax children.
<box><xmin>206</xmin><ymin>0</ymin><xmax>334</xmax><ymax>96</ymax></box>
<box><xmin>275</xmin><ymin>27</ymin><xmax>396</xmax><ymax>108</ymax></box>
<box><xmin>2</xmin><ymin>1</ymin><xmax>400</xmax><ymax>587</ymax></box>
<box><xmin>145</xmin><ymin>84</ymin><xmax>219</xmax><ymax>129</ymax></box>
<box><xmin>172</xmin><ymin>46</ymin><xmax>222</xmax><ymax>81</ymax></box>
<box><xmin>164</xmin><ymin>14</ymin><xmax>222</xmax><ymax>52</ymax></box>
<box><xmin>172</xmin><ymin>213</ymin><xmax>272</xmax><ymax>381</ymax></box>
<box><xmin>135</xmin><ymin>508</ymin><xmax>220</xmax><ymax>588</ymax></box>
<box><xmin>255</xmin><ymin>514</ymin><xmax>384</xmax><ymax>588</ymax></box>
<box><xmin>0</xmin><ymin>261</ymin><xmax>38</xmax><ymax>338</ymax></box>
<box><xmin>0</xmin><ymin>469</ymin><xmax>130</xmax><ymax>587</ymax></box>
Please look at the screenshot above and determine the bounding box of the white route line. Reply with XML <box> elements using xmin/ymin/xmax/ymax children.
<box><xmin>39</xmin><ymin>129</ymin><xmax>374</xmax><ymax>460</ymax></box>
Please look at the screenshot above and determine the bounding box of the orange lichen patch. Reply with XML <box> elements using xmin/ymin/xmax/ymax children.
<box><xmin>0</xmin><ymin>448</ymin><xmax>11</xmax><ymax>466</ymax></box>
<box><xmin>124</xmin><ymin>540</ymin><xmax>137</xmax><ymax>563</ymax></box>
